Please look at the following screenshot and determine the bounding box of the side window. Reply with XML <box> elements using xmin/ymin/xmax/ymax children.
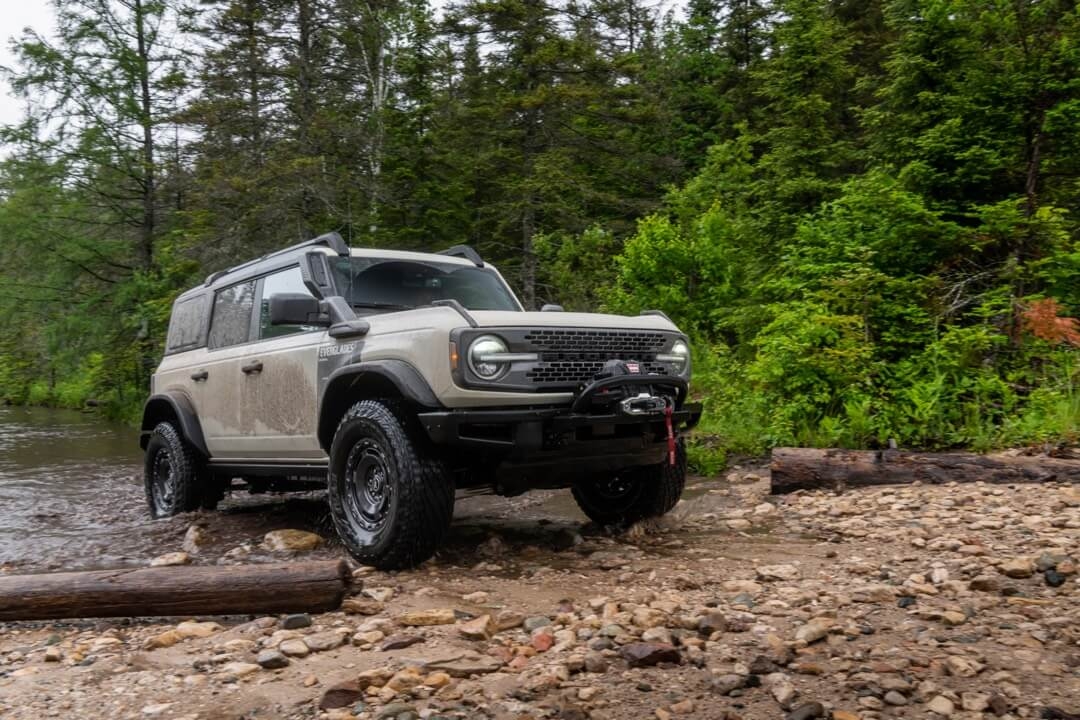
<box><xmin>165</xmin><ymin>295</ymin><xmax>207</xmax><ymax>354</ymax></box>
<box><xmin>208</xmin><ymin>280</ymin><xmax>256</xmax><ymax>349</ymax></box>
<box><xmin>258</xmin><ymin>266</ymin><xmax>319</xmax><ymax>340</ymax></box>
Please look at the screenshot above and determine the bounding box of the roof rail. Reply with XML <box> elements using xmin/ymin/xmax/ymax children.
<box><xmin>204</xmin><ymin>232</ymin><xmax>351</xmax><ymax>287</ymax></box>
<box><xmin>438</xmin><ymin>244</ymin><xmax>483</xmax><ymax>267</ymax></box>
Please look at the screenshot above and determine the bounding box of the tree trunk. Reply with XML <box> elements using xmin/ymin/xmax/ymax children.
<box><xmin>769</xmin><ymin>447</ymin><xmax>1080</xmax><ymax>495</ymax></box>
<box><xmin>134</xmin><ymin>0</ymin><xmax>156</xmax><ymax>270</ymax></box>
<box><xmin>0</xmin><ymin>560</ymin><xmax>352</xmax><ymax>622</ymax></box>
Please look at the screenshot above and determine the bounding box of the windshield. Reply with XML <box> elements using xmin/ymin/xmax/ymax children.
<box><xmin>329</xmin><ymin>256</ymin><xmax>521</xmax><ymax>313</ymax></box>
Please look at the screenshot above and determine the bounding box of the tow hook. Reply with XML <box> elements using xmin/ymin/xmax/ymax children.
<box><xmin>620</xmin><ymin>393</ymin><xmax>667</xmax><ymax>416</ymax></box>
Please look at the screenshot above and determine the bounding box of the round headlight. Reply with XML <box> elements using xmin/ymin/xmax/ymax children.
<box><xmin>670</xmin><ymin>340</ymin><xmax>690</xmax><ymax>373</ymax></box>
<box><xmin>468</xmin><ymin>335</ymin><xmax>509</xmax><ymax>379</ymax></box>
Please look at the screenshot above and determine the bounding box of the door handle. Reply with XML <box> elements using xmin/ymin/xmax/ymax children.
<box><xmin>190</xmin><ymin>369</ymin><xmax>208</xmax><ymax>382</ymax></box>
<box><xmin>241</xmin><ymin>361</ymin><xmax>264</xmax><ymax>375</ymax></box>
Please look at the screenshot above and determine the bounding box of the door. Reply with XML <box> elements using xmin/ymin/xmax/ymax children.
<box><xmin>233</xmin><ymin>265</ymin><xmax>325</xmax><ymax>459</ymax></box>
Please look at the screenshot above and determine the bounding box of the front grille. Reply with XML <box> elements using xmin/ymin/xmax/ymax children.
<box><xmin>519</xmin><ymin>330</ymin><xmax>671</xmax><ymax>386</ymax></box>
<box><xmin>522</xmin><ymin>329</ymin><xmax>668</xmax><ymax>355</ymax></box>
<box><xmin>527</xmin><ymin>361</ymin><xmax>670</xmax><ymax>385</ymax></box>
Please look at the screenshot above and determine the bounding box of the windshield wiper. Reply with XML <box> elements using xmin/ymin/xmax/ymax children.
<box><xmin>351</xmin><ymin>302</ymin><xmax>413</xmax><ymax>311</ymax></box>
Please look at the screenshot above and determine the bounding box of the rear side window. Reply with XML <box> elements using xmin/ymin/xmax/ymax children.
<box><xmin>165</xmin><ymin>295</ymin><xmax>207</xmax><ymax>354</ymax></box>
<box><xmin>208</xmin><ymin>280</ymin><xmax>256</xmax><ymax>349</ymax></box>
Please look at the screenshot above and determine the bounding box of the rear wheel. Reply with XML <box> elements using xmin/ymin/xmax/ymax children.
<box><xmin>328</xmin><ymin>400</ymin><xmax>454</xmax><ymax>570</ymax></box>
<box><xmin>571</xmin><ymin>438</ymin><xmax>687</xmax><ymax>527</ymax></box>
<box><xmin>144</xmin><ymin>421</ymin><xmax>204</xmax><ymax>518</ymax></box>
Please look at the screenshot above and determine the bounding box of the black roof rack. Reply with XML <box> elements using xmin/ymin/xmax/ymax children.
<box><xmin>437</xmin><ymin>244</ymin><xmax>484</xmax><ymax>267</ymax></box>
<box><xmin>204</xmin><ymin>232</ymin><xmax>350</xmax><ymax>287</ymax></box>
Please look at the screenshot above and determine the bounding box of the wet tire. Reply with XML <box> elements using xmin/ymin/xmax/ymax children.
<box><xmin>144</xmin><ymin>421</ymin><xmax>203</xmax><ymax>518</ymax></box>
<box><xmin>571</xmin><ymin>438</ymin><xmax>687</xmax><ymax>527</ymax></box>
<box><xmin>328</xmin><ymin>400</ymin><xmax>454</xmax><ymax>570</ymax></box>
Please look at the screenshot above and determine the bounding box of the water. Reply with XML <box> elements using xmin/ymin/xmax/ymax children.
<box><xmin>0</xmin><ymin>405</ymin><xmax>150</xmax><ymax>572</ymax></box>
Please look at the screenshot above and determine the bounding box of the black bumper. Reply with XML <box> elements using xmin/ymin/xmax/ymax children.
<box><xmin>417</xmin><ymin>402</ymin><xmax>702</xmax><ymax>451</ymax></box>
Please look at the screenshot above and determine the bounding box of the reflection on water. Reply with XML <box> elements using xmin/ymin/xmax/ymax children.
<box><xmin>0</xmin><ymin>405</ymin><xmax>145</xmax><ymax>571</ymax></box>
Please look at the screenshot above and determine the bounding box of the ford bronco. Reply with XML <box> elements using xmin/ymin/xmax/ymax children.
<box><xmin>141</xmin><ymin>233</ymin><xmax>702</xmax><ymax>568</ymax></box>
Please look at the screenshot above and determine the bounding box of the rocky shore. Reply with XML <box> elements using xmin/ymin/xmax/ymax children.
<box><xmin>1</xmin><ymin>469</ymin><xmax>1078</xmax><ymax>720</ymax></box>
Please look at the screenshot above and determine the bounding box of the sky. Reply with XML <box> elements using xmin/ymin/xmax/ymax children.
<box><xmin>0</xmin><ymin>0</ymin><xmax>55</xmax><ymax>127</ymax></box>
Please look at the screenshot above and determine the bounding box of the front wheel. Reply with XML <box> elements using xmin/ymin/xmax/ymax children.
<box><xmin>144</xmin><ymin>421</ymin><xmax>204</xmax><ymax>518</ymax></box>
<box><xmin>328</xmin><ymin>400</ymin><xmax>454</xmax><ymax>570</ymax></box>
<box><xmin>571</xmin><ymin>438</ymin><xmax>687</xmax><ymax>527</ymax></box>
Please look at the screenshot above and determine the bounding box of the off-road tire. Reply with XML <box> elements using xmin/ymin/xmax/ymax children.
<box><xmin>571</xmin><ymin>438</ymin><xmax>687</xmax><ymax>527</ymax></box>
<box><xmin>144</xmin><ymin>421</ymin><xmax>204</xmax><ymax>518</ymax></box>
<box><xmin>328</xmin><ymin>400</ymin><xmax>454</xmax><ymax>570</ymax></box>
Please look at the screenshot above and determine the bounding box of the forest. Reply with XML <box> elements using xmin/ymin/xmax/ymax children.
<box><xmin>0</xmin><ymin>0</ymin><xmax>1078</xmax><ymax>467</ymax></box>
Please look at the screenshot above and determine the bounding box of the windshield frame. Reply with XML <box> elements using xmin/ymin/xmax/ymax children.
<box><xmin>327</xmin><ymin>253</ymin><xmax>524</xmax><ymax>314</ymax></box>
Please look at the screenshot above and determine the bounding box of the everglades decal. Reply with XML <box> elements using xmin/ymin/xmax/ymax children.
<box><xmin>319</xmin><ymin>342</ymin><xmax>357</xmax><ymax>359</ymax></box>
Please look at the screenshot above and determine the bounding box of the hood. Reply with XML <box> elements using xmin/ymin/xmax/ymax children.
<box><xmin>468</xmin><ymin>310</ymin><xmax>680</xmax><ymax>332</ymax></box>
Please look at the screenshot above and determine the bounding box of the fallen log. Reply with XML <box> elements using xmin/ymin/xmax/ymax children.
<box><xmin>770</xmin><ymin>447</ymin><xmax>1080</xmax><ymax>494</ymax></box>
<box><xmin>0</xmin><ymin>560</ymin><xmax>351</xmax><ymax>622</ymax></box>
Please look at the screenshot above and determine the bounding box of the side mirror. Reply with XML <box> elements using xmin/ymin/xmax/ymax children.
<box><xmin>269</xmin><ymin>293</ymin><xmax>330</xmax><ymax>326</ymax></box>
<box><xmin>541</xmin><ymin>304</ymin><xmax>564</xmax><ymax>312</ymax></box>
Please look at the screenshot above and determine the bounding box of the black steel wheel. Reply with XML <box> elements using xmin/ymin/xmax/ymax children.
<box><xmin>571</xmin><ymin>438</ymin><xmax>687</xmax><ymax>527</ymax></box>
<box><xmin>328</xmin><ymin>400</ymin><xmax>454</xmax><ymax>570</ymax></box>
<box><xmin>143</xmin><ymin>421</ymin><xmax>202</xmax><ymax>518</ymax></box>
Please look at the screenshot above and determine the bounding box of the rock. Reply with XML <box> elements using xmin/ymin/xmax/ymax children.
<box><xmin>375</xmin><ymin>703</ymin><xmax>417</xmax><ymax>720</ymax></box>
<box><xmin>182</xmin><ymin>524</ymin><xmax>208</xmax><ymax>554</ymax></box>
<box><xmin>987</xmin><ymin>694</ymin><xmax>1010</xmax><ymax>715</ymax></box>
<box><xmin>940</xmin><ymin>610</ymin><xmax>967</xmax><ymax>626</ymax></box>
<box><xmin>220</xmin><ymin>662</ymin><xmax>260</xmax><ymax>679</ymax></box>
<box><xmin>256</xmin><ymin>649</ymin><xmax>289</xmax><ymax>669</ymax></box>
<box><xmin>769</xmin><ymin>676</ymin><xmax>798</xmax><ymax>709</ymax></box>
<box><xmin>144</xmin><ymin>630</ymin><xmax>183</xmax><ymax>649</ymax></box>
<box><xmin>927</xmin><ymin>696</ymin><xmax>955</xmax><ymax>716</ymax></box>
<box><xmin>945</xmin><ymin>655</ymin><xmax>983</xmax><ymax>677</ymax></box>
<box><xmin>883</xmin><ymin>690</ymin><xmax>908</xmax><ymax>706</ymax></box>
<box><xmin>305</xmin><ymin>630</ymin><xmax>347</xmax><ymax>652</ymax></box>
<box><xmin>523</xmin><ymin>615</ymin><xmax>552</xmax><ymax>632</ymax></box>
<box><xmin>459</xmin><ymin>614</ymin><xmax>496</xmax><ymax>640</ymax></box>
<box><xmin>462</xmin><ymin>590</ymin><xmax>489</xmax><ymax>603</ymax></box>
<box><xmin>832</xmin><ymin>712</ymin><xmax>861</xmax><ymax>720</ymax></box>
<box><xmin>386</xmin><ymin>668</ymin><xmax>424</xmax><ymax>692</ymax></box>
<box><xmin>620</xmin><ymin>642</ymin><xmax>680</xmax><ymax>668</ymax></box>
<box><xmin>969</xmin><ymin>575</ymin><xmax>1000</xmax><ymax>592</ymax></box>
<box><xmin>670</xmin><ymin>699</ymin><xmax>694</xmax><ymax>714</ymax></box>
<box><xmin>44</xmin><ymin>646</ymin><xmax>62</xmax><ymax>662</ymax></box>
<box><xmin>794</xmin><ymin>617</ymin><xmax>832</xmax><ymax>644</ymax></box>
<box><xmin>342</xmin><ymin>597</ymin><xmax>384</xmax><ymax>615</ymax></box>
<box><xmin>785</xmin><ymin>702</ymin><xmax>825</xmax><ymax>720</ymax></box>
<box><xmin>141</xmin><ymin>703</ymin><xmax>173</xmax><ymax>716</ymax></box>
<box><xmin>532</xmin><ymin>628</ymin><xmax>555</xmax><ymax>652</ymax></box>
<box><xmin>279</xmin><ymin>639</ymin><xmax>310</xmax><ymax>657</ymax></box>
<box><xmin>999</xmin><ymin>557</ymin><xmax>1034</xmax><ymax>579</ymax></box>
<box><xmin>584</xmin><ymin>652</ymin><xmax>609</xmax><ymax>673</ymax></box>
<box><xmin>263</xmin><ymin>529</ymin><xmax>323</xmax><ymax>552</ymax></box>
<box><xmin>357</xmin><ymin>667</ymin><xmax>394</xmax><ymax>689</ymax></box>
<box><xmin>352</xmin><ymin>630</ymin><xmax>385</xmax><ymax>645</ymax></box>
<box><xmin>723</xmin><ymin>580</ymin><xmax>763</xmax><ymax>594</ymax></box>
<box><xmin>364</xmin><ymin>586</ymin><xmax>395</xmax><ymax>602</ymax></box>
<box><xmin>175</xmin><ymin>621</ymin><xmax>222</xmax><ymax>639</ymax></box>
<box><xmin>150</xmin><ymin>551</ymin><xmax>191</xmax><ymax>567</ymax></box>
<box><xmin>757</xmin><ymin>564</ymin><xmax>800</xmax><ymax>581</ymax></box>
<box><xmin>961</xmin><ymin>692</ymin><xmax>990</xmax><ymax>712</ymax></box>
<box><xmin>320</xmin><ymin>680</ymin><xmax>363</xmax><ymax>709</ymax></box>
<box><xmin>642</xmin><ymin>627</ymin><xmax>673</xmax><ymax>644</ymax></box>
<box><xmin>495</xmin><ymin>610</ymin><xmax>526</xmax><ymax>630</ymax></box>
<box><xmin>398</xmin><ymin>608</ymin><xmax>456</xmax><ymax>626</ymax></box>
<box><xmin>1046</xmin><ymin>569</ymin><xmax>1067</xmax><ymax>587</ymax></box>
<box><xmin>425</xmin><ymin>653</ymin><xmax>504</xmax><ymax>677</ymax></box>
<box><xmin>380</xmin><ymin>634</ymin><xmax>425</xmax><ymax>651</ymax></box>
<box><xmin>710</xmin><ymin>674</ymin><xmax>748</xmax><ymax>695</ymax></box>
<box><xmin>697</xmin><ymin>611</ymin><xmax>726</xmax><ymax>635</ymax></box>
<box><xmin>281</xmin><ymin>613</ymin><xmax>312</xmax><ymax>629</ymax></box>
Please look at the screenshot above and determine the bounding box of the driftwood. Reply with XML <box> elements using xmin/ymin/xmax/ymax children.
<box><xmin>770</xmin><ymin>447</ymin><xmax>1080</xmax><ymax>495</ymax></box>
<box><xmin>0</xmin><ymin>560</ymin><xmax>351</xmax><ymax>622</ymax></box>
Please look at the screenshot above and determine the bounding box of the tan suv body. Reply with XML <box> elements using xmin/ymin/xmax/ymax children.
<box><xmin>141</xmin><ymin>233</ymin><xmax>701</xmax><ymax>568</ymax></box>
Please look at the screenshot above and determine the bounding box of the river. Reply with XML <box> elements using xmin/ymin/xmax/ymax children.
<box><xmin>0</xmin><ymin>405</ymin><xmax>598</xmax><ymax>574</ymax></box>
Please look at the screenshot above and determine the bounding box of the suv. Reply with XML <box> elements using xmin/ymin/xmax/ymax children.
<box><xmin>141</xmin><ymin>233</ymin><xmax>702</xmax><ymax>569</ymax></box>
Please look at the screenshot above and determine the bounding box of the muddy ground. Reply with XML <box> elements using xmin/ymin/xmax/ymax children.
<box><xmin>1</xmin><ymin>468</ymin><xmax>1079</xmax><ymax>720</ymax></box>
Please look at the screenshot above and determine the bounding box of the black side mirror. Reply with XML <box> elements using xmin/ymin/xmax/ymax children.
<box><xmin>269</xmin><ymin>293</ymin><xmax>330</xmax><ymax>326</ymax></box>
<box><xmin>541</xmin><ymin>304</ymin><xmax>564</xmax><ymax>312</ymax></box>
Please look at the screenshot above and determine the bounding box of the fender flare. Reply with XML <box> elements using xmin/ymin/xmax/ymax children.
<box><xmin>140</xmin><ymin>392</ymin><xmax>209</xmax><ymax>458</ymax></box>
<box><xmin>317</xmin><ymin>360</ymin><xmax>442</xmax><ymax>450</ymax></box>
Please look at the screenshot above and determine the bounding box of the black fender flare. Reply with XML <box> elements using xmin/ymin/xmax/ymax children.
<box><xmin>140</xmin><ymin>393</ymin><xmax>209</xmax><ymax>458</ymax></box>
<box><xmin>317</xmin><ymin>360</ymin><xmax>442</xmax><ymax>450</ymax></box>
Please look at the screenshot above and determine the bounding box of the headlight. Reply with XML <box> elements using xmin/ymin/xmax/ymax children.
<box><xmin>657</xmin><ymin>340</ymin><xmax>690</xmax><ymax>374</ymax></box>
<box><xmin>468</xmin><ymin>335</ymin><xmax>510</xmax><ymax>379</ymax></box>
